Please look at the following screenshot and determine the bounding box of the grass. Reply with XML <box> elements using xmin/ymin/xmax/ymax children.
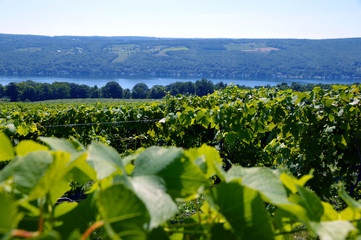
<box><xmin>161</xmin><ymin>47</ymin><xmax>189</xmax><ymax>53</ymax></box>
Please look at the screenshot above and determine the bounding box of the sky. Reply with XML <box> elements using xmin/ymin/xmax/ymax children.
<box><xmin>0</xmin><ymin>0</ymin><xmax>360</xmax><ymax>39</ymax></box>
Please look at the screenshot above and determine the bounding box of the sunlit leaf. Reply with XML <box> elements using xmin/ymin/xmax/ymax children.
<box><xmin>309</xmin><ymin>221</ymin><xmax>355</xmax><ymax>240</ymax></box>
<box><xmin>0</xmin><ymin>132</ymin><xmax>14</xmax><ymax>161</ymax></box>
<box><xmin>130</xmin><ymin>175</ymin><xmax>178</xmax><ymax>229</ymax></box>
<box><xmin>279</xmin><ymin>172</ymin><xmax>313</xmax><ymax>194</ymax></box>
<box><xmin>39</xmin><ymin>137</ymin><xmax>78</xmax><ymax>154</ymax></box>
<box><xmin>15</xmin><ymin>140</ymin><xmax>48</xmax><ymax>156</ymax></box>
<box><xmin>87</xmin><ymin>142</ymin><xmax>125</xmax><ymax>180</ymax></box>
<box><xmin>132</xmin><ymin>147</ymin><xmax>208</xmax><ymax>199</ymax></box>
<box><xmin>186</xmin><ymin>144</ymin><xmax>225</xmax><ymax>181</ymax></box>
<box><xmin>226</xmin><ymin>166</ymin><xmax>291</xmax><ymax>205</ymax></box>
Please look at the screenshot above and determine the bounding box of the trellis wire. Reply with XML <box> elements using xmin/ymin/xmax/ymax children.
<box><xmin>37</xmin><ymin>118</ymin><xmax>164</xmax><ymax>129</ymax></box>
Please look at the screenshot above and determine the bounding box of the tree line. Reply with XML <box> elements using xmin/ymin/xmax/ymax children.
<box><xmin>0</xmin><ymin>78</ymin><xmax>351</xmax><ymax>102</ymax></box>
<box><xmin>0</xmin><ymin>79</ymin><xmax>227</xmax><ymax>102</ymax></box>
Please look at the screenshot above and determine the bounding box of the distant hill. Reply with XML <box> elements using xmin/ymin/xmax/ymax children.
<box><xmin>0</xmin><ymin>34</ymin><xmax>361</xmax><ymax>79</ymax></box>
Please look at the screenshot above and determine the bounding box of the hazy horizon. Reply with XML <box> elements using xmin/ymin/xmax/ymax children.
<box><xmin>0</xmin><ymin>0</ymin><xmax>361</xmax><ymax>39</ymax></box>
<box><xmin>1</xmin><ymin>32</ymin><xmax>361</xmax><ymax>41</ymax></box>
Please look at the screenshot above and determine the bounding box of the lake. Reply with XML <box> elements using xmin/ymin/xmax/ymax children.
<box><xmin>0</xmin><ymin>75</ymin><xmax>359</xmax><ymax>89</ymax></box>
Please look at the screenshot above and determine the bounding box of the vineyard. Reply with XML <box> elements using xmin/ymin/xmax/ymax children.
<box><xmin>0</xmin><ymin>85</ymin><xmax>361</xmax><ymax>239</ymax></box>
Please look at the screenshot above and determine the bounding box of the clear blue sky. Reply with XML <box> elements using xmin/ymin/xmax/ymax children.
<box><xmin>0</xmin><ymin>0</ymin><xmax>360</xmax><ymax>39</ymax></box>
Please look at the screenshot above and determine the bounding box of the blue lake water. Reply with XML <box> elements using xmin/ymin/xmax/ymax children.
<box><xmin>0</xmin><ymin>75</ymin><xmax>359</xmax><ymax>89</ymax></box>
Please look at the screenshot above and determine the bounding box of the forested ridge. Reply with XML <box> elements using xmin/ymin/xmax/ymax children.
<box><xmin>1</xmin><ymin>34</ymin><xmax>361</xmax><ymax>79</ymax></box>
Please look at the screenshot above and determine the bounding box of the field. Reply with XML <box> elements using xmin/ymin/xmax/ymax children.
<box><xmin>108</xmin><ymin>43</ymin><xmax>192</xmax><ymax>61</ymax></box>
<box><xmin>0</xmin><ymin>85</ymin><xmax>361</xmax><ymax>239</ymax></box>
<box><xmin>108</xmin><ymin>44</ymin><xmax>140</xmax><ymax>62</ymax></box>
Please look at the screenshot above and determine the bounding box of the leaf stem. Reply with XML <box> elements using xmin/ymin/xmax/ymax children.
<box><xmin>11</xmin><ymin>229</ymin><xmax>40</xmax><ymax>238</ymax></box>
<box><xmin>38</xmin><ymin>198</ymin><xmax>45</xmax><ymax>233</ymax></box>
<box><xmin>81</xmin><ymin>220</ymin><xmax>105</xmax><ymax>240</ymax></box>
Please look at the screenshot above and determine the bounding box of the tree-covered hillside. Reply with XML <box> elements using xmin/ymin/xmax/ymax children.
<box><xmin>1</xmin><ymin>34</ymin><xmax>361</xmax><ymax>79</ymax></box>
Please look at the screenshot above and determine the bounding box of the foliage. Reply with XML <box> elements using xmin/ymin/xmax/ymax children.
<box><xmin>157</xmin><ymin>85</ymin><xmax>361</xmax><ymax>200</ymax></box>
<box><xmin>132</xmin><ymin>83</ymin><xmax>149</xmax><ymax>99</ymax></box>
<box><xmin>102</xmin><ymin>81</ymin><xmax>123</xmax><ymax>98</ymax></box>
<box><xmin>1</xmin><ymin>79</ymin><xmax>222</xmax><ymax>102</ymax></box>
<box><xmin>1</xmin><ymin>85</ymin><xmax>361</xmax><ymax>201</ymax></box>
<box><xmin>2</xmin><ymin>77</ymin><xmax>349</xmax><ymax>102</ymax></box>
<box><xmin>0</xmin><ymin>133</ymin><xmax>361</xmax><ymax>239</ymax></box>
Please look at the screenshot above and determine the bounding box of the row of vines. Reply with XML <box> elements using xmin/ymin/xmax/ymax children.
<box><xmin>0</xmin><ymin>84</ymin><xmax>361</xmax><ymax>239</ymax></box>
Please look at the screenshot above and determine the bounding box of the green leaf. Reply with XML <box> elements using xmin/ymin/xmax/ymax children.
<box><xmin>47</xmin><ymin>177</ymin><xmax>71</xmax><ymax>205</ymax></box>
<box><xmin>147</xmin><ymin>227</ymin><xmax>170</xmax><ymax>240</ymax></box>
<box><xmin>0</xmin><ymin>193</ymin><xmax>19</xmax><ymax>234</ymax></box>
<box><xmin>328</xmin><ymin>113</ymin><xmax>335</xmax><ymax>122</ymax></box>
<box><xmin>39</xmin><ymin>137</ymin><xmax>78</xmax><ymax>154</ymax></box>
<box><xmin>185</xmin><ymin>144</ymin><xmax>225</xmax><ymax>181</ymax></box>
<box><xmin>279</xmin><ymin>172</ymin><xmax>313</xmax><ymax>194</ymax></box>
<box><xmin>309</xmin><ymin>221</ymin><xmax>355</xmax><ymax>240</ymax></box>
<box><xmin>226</xmin><ymin>166</ymin><xmax>291</xmax><ymax>205</ymax></box>
<box><xmin>294</xmin><ymin>185</ymin><xmax>324</xmax><ymax>222</ymax></box>
<box><xmin>238</xmin><ymin>129</ymin><xmax>251</xmax><ymax>144</ymax></box>
<box><xmin>10</xmin><ymin>150</ymin><xmax>79</xmax><ymax>202</ymax></box>
<box><xmin>276</xmin><ymin>202</ymin><xmax>309</xmax><ymax>226</ymax></box>
<box><xmin>210</xmin><ymin>224</ymin><xmax>237</xmax><ymax>240</ymax></box>
<box><xmin>54</xmin><ymin>202</ymin><xmax>78</xmax><ymax>218</ymax></box>
<box><xmin>339</xmin><ymin>185</ymin><xmax>361</xmax><ymax>209</ymax></box>
<box><xmin>132</xmin><ymin>147</ymin><xmax>208</xmax><ymax>199</ymax></box>
<box><xmin>132</xmin><ymin>147</ymin><xmax>183</xmax><ymax>176</ymax></box>
<box><xmin>225</xmin><ymin>132</ymin><xmax>237</xmax><ymax>146</ymax></box>
<box><xmin>16</xmin><ymin>124</ymin><xmax>29</xmax><ymax>136</ymax></box>
<box><xmin>324</xmin><ymin>98</ymin><xmax>334</xmax><ymax>107</ymax></box>
<box><xmin>68</xmin><ymin>152</ymin><xmax>97</xmax><ymax>183</ymax></box>
<box><xmin>207</xmin><ymin>181</ymin><xmax>274</xmax><ymax>240</ymax></box>
<box><xmin>55</xmin><ymin>196</ymin><xmax>96</xmax><ymax>239</ymax></box>
<box><xmin>130</xmin><ymin>175</ymin><xmax>178</xmax><ymax>229</ymax></box>
<box><xmin>12</xmin><ymin>151</ymin><xmax>54</xmax><ymax>194</ymax></box>
<box><xmin>0</xmin><ymin>132</ymin><xmax>14</xmax><ymax>161</ymax></box>
<box><xmin>28</xmin><ymin>151</ymin><xmax>74</xmax><ymax>202</ymax></box>
<box><xmin>15</xmin><ymin>140</ymin><xmax>48</xmax><ymax>156</ymax></box>
<box><xmin>87</xmin><ymin>142</ymin><xmax>125</xmax><ymax>180</ymax></box>
<box><xmin>66</xmin><ymin>230</ymin><xmax>83</xmax><ymax>240</ymax></box>
<box><xmin>273</xmin><ymin>208</ymin><xmax>302</xmax><ymax>237</ymax></box>
<box><xmin>321</xmin><ymin>202</ymin><xmax>339</xmax><ymax>221</ymax></box>
<box><xmin>68</xmin><ymin>165</ymin><xmax>96</xmax><ymax>184</ymax></box>
<box><xmin>0</xmin><ymin>156</ymin><xmax>21</xmax><ymax>184</ymax></box>
<box><xmin>339</xmin><ymin>207</ymin><xmax>361</xmax><ymax>221</ymax></box>
<box><xmin>96</xmin><ymin>184</ymin><xmax>149</xmax><ymax>240</ymax></box>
